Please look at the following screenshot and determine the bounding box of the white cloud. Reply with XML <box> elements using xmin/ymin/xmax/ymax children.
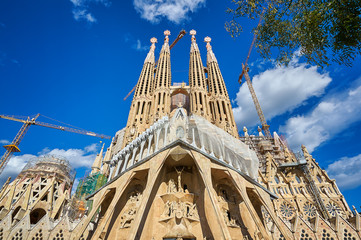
<box><xmin>133</xmin><ymin>0</ymin><xmax>206</xmax><ymax>24</ymax></box>
<box><xmin>132</xmin><ymin>39</ymin><xmax>149</xmax><ymax>51</ymax></box>
<box><xmin>84</xmin><ymin>143</ymin><xmax>98</xmax><ymax>153</ymax></box>
<box><xmin>72</xmin><ymin>9</ymin><xmax>97</xmax><ymax>23</ymax></box>
<box><xmin>233</xmin><ymin>57</ymin><xmax>331</xmax><ymax>128</ymax></box>
<box><xmin>0</xmin><ymin>143</ymin><xmax>99</xmax><ymax>186</ymax></box>
<box><xmin>39</xmin><ymin>143</ymin><xmax>99</xmax><ymax>168</ymax></box>
<box><xmin>0</xmin><ymin>154</ymin><xmax>35</xmax><ymax>185</ymax></box>
<box><xmin>124</xmin><ymin>34</ymin><xmax>150</xmax><ymax>52</ymax></box>
<box><xmin>326</xmin><ymin>154</ymin><xmax>361</xmax><ymax>190</ymax></box>
<box><xmin>0</xmin><ymin>140</ymin><xmax>10</xmax><ymax>145</ymax></box>
<box><xmin>280</xmin><ymin>81</ymin><xmax>361</xmax><ymax>152</ymax></box>
<box><xmin>69</xmin><ymin>0</ymin><xmax>111</xmax><ymax>23</ymax></box>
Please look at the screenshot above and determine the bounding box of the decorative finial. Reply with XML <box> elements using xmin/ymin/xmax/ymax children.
<box><xmin>204</xmin><ymin>36</ymin><xmax>212</xmax><ymax>50</ymax></box>
<box><xmin>150</xmin><ymin>37</ymin><xmax>157</xmax><ymax>44</ymax></box>
<box><xmin>258</xmin><ymin>126</ymin><xmax>264</xmax><ymax>137</ymax></box>
<box><xmin>190</xmin><ymin>29</ymin><xmax>196</xmax><ymax>40</ymax></box>
<box><xmin>150</xmin><ymin>37</ymin><xmax>157</xmax><ymax>51</ymax></box>
<box><xmin>164</xmin><ymin>30</ymin><xmax>170</xmax><ymax>43</ymax></box>
<box><xmin>243</xmin><ymin>126</ymin><xmax>249</xmax><ymax>137</ymax></box>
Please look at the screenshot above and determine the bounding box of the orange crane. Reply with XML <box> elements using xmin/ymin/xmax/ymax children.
<box><xmin>0</xmin><ymin>114</ymin><xmax>111</xmax><ymax>175</ymax></box>
<box><xmin>238</xmin><ymin>11</ymin><xmax>271</xmax><ymax>138</ymax></box>
<box><xmin>123</xmin><ymin>30</ymin><xmax>187</xmax><ymax>101</ymax></box>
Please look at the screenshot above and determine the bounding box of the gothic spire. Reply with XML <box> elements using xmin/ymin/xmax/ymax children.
<box><xmin>154</xmin><ymin>30</ymin><xmax>171</xmax><ymax>90</ymax></box>
<box><xmin>91</xmin><ymin>142</ymin><xmax>105</xmax><ymax>174</ymax></box>
<box><xmin>204</xmin><ymin>36</ymin><xmax>239</xmax><ymax>138</ymax></box>
<box><xmin>153</xmin><ymin>30</ymin><xmax>172</xmax><ymax>121</ymax></box>
<box><xmin>134</xmin><ymin>37</ymin><xmax>157</xmax><ymax>98</ymax></box>
<box><xmin>123</xmin><ymin>37</ymin><xmax>158</xmax><ymax>146</ymax></box>
<box><xmin>188</xmin><ymin>30</ymin><xmax>210</xmax><ymax>119</ymax></box>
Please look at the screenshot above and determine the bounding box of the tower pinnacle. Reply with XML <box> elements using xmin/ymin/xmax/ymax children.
<box><xmin>190</xmin><ymin>29</ymin><xmax>196</xmax><ymax>40</ymax></box>
<box><xmin>91</xmin><ymin>142</ymin><xmax>105</xmax><ymax>174</ymax></box>
<box><xmin>188</xmin><ymin>29</ymin><xmax>210</xmax><ymax>119</ymax></box>
<box><xmin>144</xmin><ymin>37</ymin><xmax>157</xmax><ymax>64</ymax></box>
<box><xmin>153</xmin><ymin>30</ymin><xmax>172</xmax><ymax>121</ymax></box>
<box><xmin>164</xmin><ymin>30</ymin><xmax>170</xmax><ymax>43</ymax></box>
<box><xmin>204</xmin><ymin>36</ymin><xmax>238</xmax><ymax>137</ymax></box>
<box><xmin>189</xmin><ymin>29</ymin><xmax>200</xmax><ymax>52</ymax></box>
<box><xmin>123</xmin><ymin>37</ymin><xmax>158</xmax><ymax>146</ymax></box>
<box><xmin>204</xmin><ymin>36</ymin><xmax>217</xmax><ymax>63</ymax></box>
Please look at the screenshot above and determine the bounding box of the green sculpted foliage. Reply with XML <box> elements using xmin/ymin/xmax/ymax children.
<box><xmin>226</xmin><ymin>0</ymin><xmax>361</xmax><ymax>67</ymax></box>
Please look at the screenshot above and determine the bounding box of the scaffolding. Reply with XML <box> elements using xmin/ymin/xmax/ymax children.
<box><xmin>19</xmin><ymin>155</ymin><xmax>76</xmax><ymax>185</ymax></box>
<box><xmin>75</xmin><ymin>172</ymin><xmax>107</xmax><ymax>199</ymax></box>
<box><xmin>67</xmin><ymin>171</ymin><xmax>107</xmax><ymax>220</ymax></box>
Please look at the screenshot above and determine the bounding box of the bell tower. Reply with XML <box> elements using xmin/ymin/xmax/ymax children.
<box><xmin>205</xmin><ymin>36</ymin><xmax>239</xmax><ymax>137</ymax></box>
<box><xmin>188</xmin><ymin>30</ymin><xmax>211</xmax><ymax>121</ymax></box>
<box><xmin>123</xmin><ymin>37</ymin><xmax>157</xmax><ymax>146</ymax></box>
<box><xmin>152</xmin><ymin>30</ymin><xmax>172</xmax><ymax>121</ymax></box>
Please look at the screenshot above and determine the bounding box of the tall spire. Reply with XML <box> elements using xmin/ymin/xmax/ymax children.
<box><xmin>134</xmin><ymin>37</ymin><xmax>157</xmax><ymax>98</ymax></box>
<box><xmin>205</xmin><ymin>36</ymin><xmax>239</xmax><ymax>138</ymax></box>
<box><xmin>91</xmin><ymin>142</ymin><xmax>105</xmax><ymax>174</ymax></box>
<box><xmin>188</xmin><ymin>30</ymin><xmax>210</xmax><ymax>119</ymax></box>
<box><xmin>153</xmin><ymin>30</ymin><xmax>172</xmax><ymax>121</ymax></box>
<box><xmin>123</xmin><ymin>37</ymin><xmax>157</xmax><ymax>146</ymax></box>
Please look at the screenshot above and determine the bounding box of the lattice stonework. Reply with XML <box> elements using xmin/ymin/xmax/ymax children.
<box><xmin>321</xmin><ymin>229</ymin><xmax>335</xmax><ymax>240</ymax></box>
<box><xmin>53</xmin><ymin>182</ymin><xmax>60</xmax><ymax>203</ymax></box>
<box><xmin>0</xmin><ymin>228</ymin><xmax>3</xmax><ymax>240</ymax></box>
<box><xmin>13</xmin><ymin>178</ymin><xmax>31</xmax><ymax>203</ymax></box>
<box><xmin>32</xmin><ymin>177</ymin><xmax>48</xmax><ymax>204</ymax></box>
<box><xmin>52</xmin><ymin>229</ymin><xmax>64</xmax><ymax>240</ymax></box>
<box><xmin>11</xmin><ymin>229</ymin><xmax>23</xmax><ymax>240</ymax></box>
<box><xmin>30</xmin><ymin>229</ymin><xmax>43</xmax><ymax>240</ymax></box>
<box><xmin>300</xmin><ymin>229</ymin><xmax>313</xmax><ymax>240</ymax></box>
<box><xmin>343</xmin><ymin>228</ymin><xmax>357</xmax><ymax>240</ymax></box>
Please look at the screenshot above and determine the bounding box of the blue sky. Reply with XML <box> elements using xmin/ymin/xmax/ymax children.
<box><xmin>0</xmin><ymin>0</ymin><xmax>360</xmax><ymax>209</ymax></box>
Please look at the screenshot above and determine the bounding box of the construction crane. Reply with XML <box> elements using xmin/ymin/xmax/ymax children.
<box><xmin>238</xmin><ymin>12</ymin><xmax>271</xmax><ymax>138</ymax></box>
<box><xmin>0</xmin><ymin>114</ymin><xmax>111</xmax><ymax>175</ymax></box>
<box><xmin>123</xmin><ymin>30</ymin><xmax>187</xmax><ymax>101</ymax></box>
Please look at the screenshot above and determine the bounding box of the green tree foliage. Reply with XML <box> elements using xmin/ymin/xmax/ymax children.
<box><xmin>226</xmin><ymin>0</ymin><xmax>361</xmax><ymax>67</ymax></box>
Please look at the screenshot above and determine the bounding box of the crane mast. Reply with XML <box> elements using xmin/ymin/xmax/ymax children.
<box><xmin>238</xmin><ymin>11</ymin><xmax>271</xmax><ymax>138</ymax></box>
<box><xmin>0</xmin><ymin>114</ymin><xmax>111</xmax><ymax>175</ymax></box>
<box><xmin>241</xmin><ymin>64</ymin><xmax>271</xmax><ymax>138</ymax></box>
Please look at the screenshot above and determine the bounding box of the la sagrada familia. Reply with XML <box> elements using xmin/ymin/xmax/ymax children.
<box><xmin>0</xmin><ymin>30</ymin><xmax>359</xmax><ymax>240</ymax></box>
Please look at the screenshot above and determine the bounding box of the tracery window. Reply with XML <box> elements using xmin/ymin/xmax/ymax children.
<box><xmin>279</xmin><ymin>201</ymin><xmax>295</xmax><ymax>218</ymax></box>
<box><xmin>303</xmin><ymin>202</ymin><xmax>317</xmax><ymax>218</ymax></box>
<box><xmin>317</xmin><ymin>175</ymin><xmax>322</xmax><ymax>183</ymax></box>
<box><xmin>274</xmin><ymin>176</ymin><xmax>280</xmax><ymax>184</ymax></box>
<box><xmin>326</xmin><ymin>202</ymin><xmax>343</xmax><ymax>217</ymax></box>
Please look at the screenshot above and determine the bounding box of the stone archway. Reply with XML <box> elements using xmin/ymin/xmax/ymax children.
<box><xmin>30</xmin><ymin>208</ymin><xmax>46</xmax><ymax>225</ymax></box>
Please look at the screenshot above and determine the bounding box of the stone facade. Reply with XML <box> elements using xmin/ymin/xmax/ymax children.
<box><xmin>0</xmin><ymin>30</ymin><xmax>359</xmax><ymax>239</ymax></box>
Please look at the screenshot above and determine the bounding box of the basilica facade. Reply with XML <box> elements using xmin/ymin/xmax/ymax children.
<box><xmin>0</xmin><ymin>30</ymin><xmax>359</xmax><ymax>240</ymax></box>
